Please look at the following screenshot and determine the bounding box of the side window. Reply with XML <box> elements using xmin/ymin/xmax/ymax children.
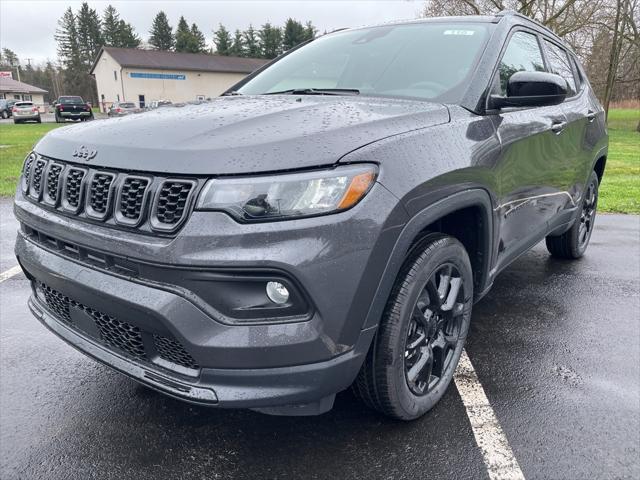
<box><xmin>543</xmin><ymin>40</ymin><xmax>577</xmax><ymax>96</ymax></box>
<box><xmin>497</xmin><ymin>31</ymin><xmax>545</xmax><ymax>95</ymax></box>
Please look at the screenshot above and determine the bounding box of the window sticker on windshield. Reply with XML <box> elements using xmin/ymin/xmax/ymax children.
<box><xmin>443</xmin><ymin>30</ymin><xmax>475</xmax><ymax>36</ymax></box>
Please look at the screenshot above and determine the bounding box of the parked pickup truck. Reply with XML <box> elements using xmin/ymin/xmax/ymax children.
<box><xmin>54</xmin><ymin>96</ymin><xmax>94</xmax><ymax>122</ymax></box>
<box><xmin>14</xmin><ymin>11</ymin><xmax>607</xmax><ymax>420</ymax></box>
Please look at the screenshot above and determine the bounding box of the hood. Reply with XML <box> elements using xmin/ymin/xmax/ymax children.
<box><xmin>36</xmin><ymin>95</ymin><xmax>449</xmax><ymax>175</ymax></box>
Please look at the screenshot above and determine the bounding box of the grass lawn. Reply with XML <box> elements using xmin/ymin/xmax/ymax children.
<box><xmin>0</xmin><ymin>109</ymin><xmax>638</xmax><ymax>213</ymax></box>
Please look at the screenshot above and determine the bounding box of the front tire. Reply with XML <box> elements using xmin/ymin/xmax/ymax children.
<box><xmin>546</xmin><ymin>171</ymin><xmax>599</xmax><ymax>259</ymax></box>
<box><xmin>353</xmin><ymin>233</ymin><xmax>473</xmax><ymax>420</ymax></box>
<box><xmin>1</xmin><ymin>110</ymin><xmax>8</xmax><ymax>119</ymax></box>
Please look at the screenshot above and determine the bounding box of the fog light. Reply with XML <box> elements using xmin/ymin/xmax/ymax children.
<box><xmin>266</xmin><ymin>281</ymin><xmax>289</xmax><ymax>304</ymax></box>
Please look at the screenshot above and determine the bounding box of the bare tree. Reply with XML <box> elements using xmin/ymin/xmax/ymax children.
<box><xmin>421</xmin><ymin>0</ymin><xmax>639</xmax><ymax>112</ymax></box>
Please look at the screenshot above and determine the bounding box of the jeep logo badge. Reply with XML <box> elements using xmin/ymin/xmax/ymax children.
<box><xmin>72</xmin><ymin>145</ymin><xmax>97</xmax><ymax>161</ymax></box>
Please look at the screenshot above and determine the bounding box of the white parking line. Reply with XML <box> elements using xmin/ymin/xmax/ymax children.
<box><xmin>0</xmin><ymin>265</ymin><xmax>23</xmax><ymax>283</ymax></box>
<box><xmin>455</xmin><ymin>350</ymin><xmax>526</xmax><ymax>480</ymax></box>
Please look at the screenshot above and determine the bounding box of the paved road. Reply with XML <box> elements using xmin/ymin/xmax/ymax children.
<box><xmin>1</xmin><ymin>198</ymin><xmax>638</xmax><ymax>480</ymax></box>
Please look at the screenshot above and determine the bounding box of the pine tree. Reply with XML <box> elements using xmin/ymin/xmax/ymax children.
<box><xmin>76</xmin><ymin>2</ymin><xmax>102</xmax><ymax>66</ymax></box>
<box><xmin>174</xmin><ymin>16</ymin><xmax>191</xmax><ymax>52</ymax></box>
<box><xmin>149</xmin><ymin>11</ymin><xmax>174</xmax><ymax>50</ymax></box>
<box><xmin>282</xmin><ymin>18</ymin><xmax>306</xmax><ymax>51</ymax></box>
<box><xmin>117</xmin><ymin>20</ymin><xmax>141</xmax><ymax>48</ymax></box>
<box><xmin>0</xmin><ymin>48</ymin><xmax>19</xmax><ymax>67</ymax></box>
<box><xmin>102</xmin><ymin>5</ymin><xmax>140</xmax><ymax>48</ymax></box>
<box><xmin>304</xmin><ymin>21</ymin><xmax>317</xmax><ymax>42</ymax></box>
<box><xmin>55</xmin><ymin>7</ymin><xmax>88</xmax><ymax>98</ymax></box>
<box><xmin>213</xmin><ymin>24</ymin><xmax>232</xmax><ymax>55</ymax></box>
<box><xmin>102</xmin><ymin>5</ymin><xmax>120</xmax><ymax>46</ymax></box>
<box><xmin>243</xmin><ymin>25</ymin><xmax>260</xmax><ymax>58</ymax></box>
<box><xmin>230</xmin><ymin>29</ymin><xmax>245</xmax><ymax>57</ymax></box>
<box><xmin>190</xmin><ymin>23</ymin><xmax>207</xmax><ymax>53</ymax></box>
<box><xmin>259</xmin><ymin>23</ymin><xmax>283</xmax><ymax>59</ymax></box>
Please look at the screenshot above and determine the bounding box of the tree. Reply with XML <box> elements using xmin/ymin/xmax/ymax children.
<box><xmin>174</xmin><ymin>16</ymin><xmax>192</xmax><ymax>52</ymax></box>
<box><xmin>259</xmin><ymin>23</ymin><xmax>283</xmax><ymax>59</ymax></box>
<box><xmin>214</xmin><ymin>24</ymin><xmax>233</xmax><ymax>55</ymax></box>
<box><xmin>102</xmin><ymin>5</ymin><xmax>120</xmax><ymax>46</ymax></box>
<box><xmin>76</xmin><ymin>2</ymin><xmax>102</xmax><ymax>66</ymax></box>
<box><xmin>282</xmin><ymin>18</ymin><xmax>307</xmax><ymax>51</ymax></box>
<box><xmin>243</xmin><ymin>25</ymin><xmax>261</xmax><ymax>58</ymax></box>
<box><xmin>102</xmin><ymin>5</ymin><xmax>140</xmax><ymax>48</ymax></box>
<box><xmin>0</xmin><ymin>48</ymin><xmax>21</xmax><ymax>81</ymax></box>
<box><xmin>190</xmin><ymin>23</ymin><xmax>207</xmax><ymax>53</ymax></box>
<box><xmin>230</xmin><ymin>29</ymin><xmax>245</xmax><ymax>56</ymax></box>
<box><xmin>149</xmin><ymin>11</ymin><xmax>174</xmax><ymax>50</ymax></box>
<box><xmin>117</xmin><ymin>20</ymin><xmax>141</xmax><ymax>48</ymax></box>
<box><xmin>304</xmin><ymin>21</ymin><xmax>317</xmax><ymax>41</ymax></box>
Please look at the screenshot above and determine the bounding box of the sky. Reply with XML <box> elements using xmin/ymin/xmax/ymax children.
<box><xmin>0</xmin><ymin>0</ymin><xmax>424</xmax><ymax>65</ymax></box>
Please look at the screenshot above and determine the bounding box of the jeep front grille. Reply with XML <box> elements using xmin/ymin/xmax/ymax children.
<box><xmin>155</xmin><ymin>181</ymin><xmax>194</xmax><ymax>226</ymax></box>
<box><xmin>39</xmin><ymin>282</ymin><xmax>199</xmax><ymax>371</ymax></box>
<box><xmin>119</xmin><ymin>177</ymin><xmax>149</xmax><ymax>222</ymax></box>
<box><xmin>21</xmin><ymin>154</ymin><xmax>198</xmax><ymax>235</ymax></box>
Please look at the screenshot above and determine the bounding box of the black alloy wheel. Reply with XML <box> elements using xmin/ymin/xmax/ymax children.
<box><xmin>404</xmin><ymin>263</ymin><xmax>465</xmax><ymax>396</ymax></box>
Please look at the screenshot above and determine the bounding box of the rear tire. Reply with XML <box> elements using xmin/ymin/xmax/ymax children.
<box><xmin>353</xmin><ymin>233</ymin><xmax>473</xmax><ymax>420</ymax></box>
<box><xmin>546</xmin><ymin>171</ymin><xmax>599</xmax><ymax>259</ymax></box>
<box><xmin>1</xmin><ymin>111</ymin><xmax>8</xmax><ymax>119</ymax></box>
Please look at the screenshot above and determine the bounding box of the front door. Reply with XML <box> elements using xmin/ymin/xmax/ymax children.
<box><xmin>492</xmin><ymin>30</ymin><xmax>571</xmax><ymax>270</ymax></box>
<box><xmin>138</xmin><ymin>95</ymin><xmax>145</xmax><ymax>108</ymax></box>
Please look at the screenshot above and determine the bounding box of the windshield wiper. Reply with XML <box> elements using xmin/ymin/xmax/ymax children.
<box><xmin>264</xmin><ymin>88</ymin><xmax>360</xmax><ymax>96</ymax></box>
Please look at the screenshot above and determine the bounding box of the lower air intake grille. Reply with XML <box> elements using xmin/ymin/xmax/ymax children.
<box><xmin>155</xmin><ymin>181</ymin><xmax>193</xmax><ymax>225</ymax></box>
<box><xmin>154</xmin><ymin>334</ymin><xmax>199</xmax><ymax>369</ymax></box>
<box><xmin>38</xmin><ymin>282</ymin><xmax>198</xmax><ymax>372</ymax></box>
<box><xmin>90</xmin><ymin>308</ymin><xmax>146</xmax><ymax>359</ymax></box>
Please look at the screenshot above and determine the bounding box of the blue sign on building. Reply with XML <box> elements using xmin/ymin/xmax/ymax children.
<box><xmin>130</xmin><ymin>72</ymin><xmax>186</xmax><ymax>80</ymax></box>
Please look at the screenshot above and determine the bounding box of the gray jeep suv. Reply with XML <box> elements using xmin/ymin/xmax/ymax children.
<box><xmin>14</xmin><ymin>11</ymin><xmax>607</xmax><ymax>420</ymax></box>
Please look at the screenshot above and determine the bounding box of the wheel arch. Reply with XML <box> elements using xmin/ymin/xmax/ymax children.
<box><xmin>360</xmin><ymin>188</ymin><xmax>494</xmax><ymax>331</ymax></box>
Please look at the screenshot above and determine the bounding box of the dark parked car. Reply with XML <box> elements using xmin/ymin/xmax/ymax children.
<box><xmin>0</xmin><ymin>98</ymin><xmax>17</xmax><ymax>118</ymax></box>
<box><xmin>54</xmin><ymin>96</ymin><xmax>93</xmax><ymax>122</ymax></box>
<box><xmin>14</xmin><ymin>11</ymin><xmax>607</xmax><ymax>420</ymax></box>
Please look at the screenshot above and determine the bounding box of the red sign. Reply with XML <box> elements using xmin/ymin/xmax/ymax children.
<box><xmin>0</xmin><ymin>71</ymin><xmax>13</xmax><ymax>79</ymax></box>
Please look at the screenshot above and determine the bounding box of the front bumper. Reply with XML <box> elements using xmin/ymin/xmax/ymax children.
<box><xmin>59</xmin><ymin>111</ymin><xmax>91</xmax><ymax>118</ymax></box>
<box><xmin>14</xmin><ymin>181</ymin><xmax>403</xmax><ymax>412</ymax></box>
<box><xmin>17</xmin><ymin>235</ymin><xmax>376</xmax><ymax>413</ymax></box>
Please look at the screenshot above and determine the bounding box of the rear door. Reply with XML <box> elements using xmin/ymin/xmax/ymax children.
<box><xmin>491</xmin><ymin>29</ymin><xmax>570</xmax><ymax>269</ymax></box>
<box><xmin>541</xmin><ymin>39</ymin><xmax>600</xmax><ymax>211</ymax></box>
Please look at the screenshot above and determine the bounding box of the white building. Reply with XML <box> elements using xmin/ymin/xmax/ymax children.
<box><xmin>90</xmin><ymin>47</ymin><xmax>268</xmax><ymax>111</ymax></box>
<box><xmin>0</xmin><ymin>77</ymin><xmax>47</xmax><ymax>111</ymax></box>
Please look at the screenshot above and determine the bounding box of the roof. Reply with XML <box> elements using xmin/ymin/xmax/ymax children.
<box><xmin>91</xmin><ymin>47</ymin><xmax>269</xmax><ymax>75</ymax></box>
<box><xmin>0</xmin><ymin>77</ymin><xmax>47</xmax><ymax>94</ymax></box>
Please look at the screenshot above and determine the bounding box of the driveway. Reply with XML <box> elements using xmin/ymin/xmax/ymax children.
<box><xmin>1</xmin><ymin>198</ymin><xmax>638</xmax><ymax>480</ymax></box>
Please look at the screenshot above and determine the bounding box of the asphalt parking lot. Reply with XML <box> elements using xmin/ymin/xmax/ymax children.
<box><xmin>1</xmin><ymin>197</ymin><xmax>638</xmax><ymax>480</ymax></box>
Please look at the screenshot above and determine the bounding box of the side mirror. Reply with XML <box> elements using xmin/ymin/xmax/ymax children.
<box><xmin>490</xmin><ymin>71</ymin><xmax>568</xmax><ymax>109</ymax></box>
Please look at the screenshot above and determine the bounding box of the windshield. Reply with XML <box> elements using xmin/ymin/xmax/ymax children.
<box><xmin>119</xmin><ymin>102</ymin><xmax>135</xmax><ymax>108</ymax></box>
<box><xmin>238</xmin><ymin>22</ymin><xmax>490</xmax><ymax>102</ymax></box>
<box><xmin>16</xmin><ymin>102</ymin><xmax>33</xmax><ymax>107</ymax></box>
<box><xmin>59</xmin><ymin>96</ymin><xmax>84</xmax><ymax>104</ymax></box>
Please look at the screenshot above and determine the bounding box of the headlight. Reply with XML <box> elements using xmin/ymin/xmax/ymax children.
<box><xmin>196</xmin><ymin>164</ymin><xmax>377</xmax><ymax>222</ymax></box>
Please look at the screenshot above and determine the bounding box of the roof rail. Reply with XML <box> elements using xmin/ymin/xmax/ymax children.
<box><xmin>495</xmin><ymin>9</ymin><xmax>562</xmax><ymax>40</ymax></box>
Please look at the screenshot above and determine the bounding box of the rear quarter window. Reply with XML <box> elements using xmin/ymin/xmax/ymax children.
<box><xmin>543</xmin><ymin>40</ymin><xmax>577</xmax><ymax>96</ymax></box>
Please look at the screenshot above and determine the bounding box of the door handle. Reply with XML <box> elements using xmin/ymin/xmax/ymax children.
<box><xmin>587</xmin><ymin>110</ymin><xmax>596</xmax><ymax>122</ymax></box>
<box><xmin>551</xmin><ymin>121</ymin><xmax>567</xmax><ymax>134</ymax></box>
